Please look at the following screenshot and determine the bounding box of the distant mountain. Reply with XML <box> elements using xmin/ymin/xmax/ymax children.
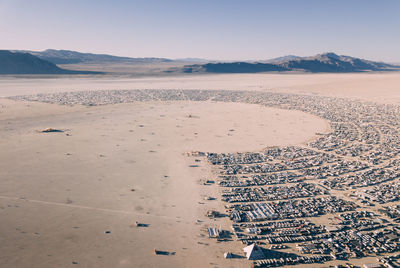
<box><xmin>0</xmin><ymin>50</ymin><xmax>98</xmax><ymax>74</ymax></box>
<box><xmin>262</xmin><ymin>55</ymin><xmax>302</xmax><ymax>63</ymax></box>
<box><xmin>0</xmin><ymin>50</ymin><xmax>70</xmax><ymax>74</ymax></box>
<box><xmin>176</xmin><ymin>62</ymin><xmax>289</xmax><ymax>73</ymax></box>
<box><xmin>15</xmin><ymin>49</ymin><xmax>174</xmax><ymax>64</ymax></box>
<box><xmin>3</xmin><ymin>50</ymin><xmax>398</xmax><ymax>75</ymax></box>
<box><xmin>176</xmin><ymin>53</ymin><xmax>399</xmax><ymax>74</ymax></box>
<box><xmin>174</xmin><ymin>58</ymin><xmax>210</xmax><ymax>63</ymax></box>
<box><xmin>278</xmin><ymin>53</ymin><xmax>396</xmax><ymax>72</ymax></box>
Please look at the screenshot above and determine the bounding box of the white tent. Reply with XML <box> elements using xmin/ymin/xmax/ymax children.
<box><xmin>243</xmin><ymin>243</ymin><xmax>265</xmax><ymax>260</ymax></box>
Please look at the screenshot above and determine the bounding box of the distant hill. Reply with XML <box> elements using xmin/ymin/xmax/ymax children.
<box><xmin>0</xmin><ymin>50</ymin><xmax>98</xmax><ymax>74</ymax></box>
<box><xmin>15</xmin><ymin>49</ymin><xmax>174</xmax><ymax>64</ymax></box>
<box><xmin>3</xmin><ymin>49</ymin><xmax>398</xmax><ymax>75</ymax></box>
<box><xmin>176</xmin><ymin>53</ymin><xmax>399</xmax><ymax>74</ymax></box>
<box><xmin>176</xmin><ymin>62</ymin><xmax>289</xmax><ymax>73</ymax></box>
<box><xmin>262</xmin><ymin>55</ymin><xmax>302</xmax><ymax>63</ymax></box>
<box><xmin>174</xmin><ymin>58</ymin><xmax>210</xmax><ymax>63</ymax></box>
<box><xmin>278</xmin><ymin>53</ymin><xmax>396</xmax><ymax>72</ymax></box>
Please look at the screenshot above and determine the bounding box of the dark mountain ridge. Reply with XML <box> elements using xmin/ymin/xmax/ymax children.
<box><xmin>179</xmin><ymin>53</ymin><xmax>399</xmax><ymax>74</ymax></box>
<box><xmin>14</xmin><ymin>49</ymin><xmax>174</xmax><ymax>64</ymax></box>
<box><xmin>180</xmin><ymin>62</ymin><xmax>289</xmax><ymax>73</ymax></box>
<box><xmin>262</xmin><ymin>55</ymin><xmax>302</xmax><ymax>63</ymax></box>
<box><xmin>2</xmin><ymin>49</ymin><xmax>398</xmax><ymax>75</ymax></box>
<box><xmin>0</xmin><ymin>50</ymin><xmax>98</xmax><ymax>74</ymax></box>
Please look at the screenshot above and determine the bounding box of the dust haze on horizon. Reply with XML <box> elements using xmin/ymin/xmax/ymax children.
<box><xmin>1</xmin><ymin>0</ymin><xmax>400</xmax><ymax>62</ymax></box>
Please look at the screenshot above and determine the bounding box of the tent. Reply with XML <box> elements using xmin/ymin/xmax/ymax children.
<box><xmin>243</xmin><ymin>243</ymin><xmax>266</xmax><ymax>260</ymax></box>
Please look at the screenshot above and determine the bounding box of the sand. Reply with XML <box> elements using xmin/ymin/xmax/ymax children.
<box><xmin>0</xmin><ymin>96</ymin><xmax>327</xmax><ymax>268</ymax></box>
<box><xmin>1</xmin><ymin>71</ymin><xmax>400</xmax><ymax>267</ymax></box>
<box><xmin>1</xmin><ymin>72</ymin><xmax>400</xmax><ymax>103</ymax></box>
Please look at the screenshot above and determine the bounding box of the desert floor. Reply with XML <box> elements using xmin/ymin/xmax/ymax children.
<box><xmin>0</xmin><ymin>72</ymin><xmax>399</xmax><ymax>267</ymax></box>
<box><xmin>1</xmin><ymin>72</ymin><xmax>400</xmax><ymax>103</ymax></box>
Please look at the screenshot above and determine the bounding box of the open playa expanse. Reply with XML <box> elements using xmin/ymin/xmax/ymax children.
<box><xmin>0</xmin><ymin>86</ymin><xmax>327</xmax><ymax>267</ymax></box>
<box><xmin>1</xmin><ymin>72</ymin><xmax>400</xmax><ymax>267</ymax></box>
<box><xmin>1</xmin><ymin>72</ymin><xmax>400</xmax><ymax>103</ymax></box>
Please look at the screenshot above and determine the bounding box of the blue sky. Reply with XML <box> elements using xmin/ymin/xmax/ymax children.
<box><xmin>1</xmin><ymin>0</ymin><xmax>399</xmax><ymax>61</ymax></box>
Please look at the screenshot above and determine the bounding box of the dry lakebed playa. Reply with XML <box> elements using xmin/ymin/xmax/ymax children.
<box><xmin>1</xmin><ymin>72</ymin><xmax>400</xmax><ymax>267</ymax></box>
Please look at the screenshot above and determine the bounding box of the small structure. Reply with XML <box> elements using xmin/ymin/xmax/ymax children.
<box><xmin>207</xmin><ymin>227</ymin><xmax>220</xmax><ymax>238</ymax></box>
<box><xmin>363</xmin><ymin>264</ymin><xmax>382</xmax><ymax>268</ymax></box>
<box><xmin>41</xmin><ymin>128</ymin><xmax>64</xmax><ymax>133</ymax></box>
<box><xmin>134</xmin><ymin>221</ymin><xmax>148</xmax><ymax>227</ymax></box>
<box><xmin>206</xmin><ymin>210</ymin><xmax>220</xmax><ymax>218</ymax></box>
<box><xmin>245</xmin><ymin>227</ymin><xmax>260</xmax><ymax>234</ymax></box>
<box><xmin>325</xmin><ymin>225</ymin><xmax>342</xmax><ymax>233</ymax></box>
<box><xmin>243</xmin><ymin>243</ymin><xmax>265</xmax><ymax>260</ymax></box>
<box><xmin>224</xmin><ymin>252</ymin><xmax>233</xmax><ymax>259</ymax></box>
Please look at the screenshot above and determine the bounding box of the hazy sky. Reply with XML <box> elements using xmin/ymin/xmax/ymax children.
<box><xmin>1</xmin><ymin>0</ymin><xmax>399</xmax><ymax>61</ymax></box>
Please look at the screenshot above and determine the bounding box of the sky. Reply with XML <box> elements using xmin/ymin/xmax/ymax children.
<box><xmin>1</xmin><ymin>0</ymin><xmax>399</xmax><ymax>61</ymax></box>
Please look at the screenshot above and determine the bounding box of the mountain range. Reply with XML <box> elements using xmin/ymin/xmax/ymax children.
<box><xmin>0</xmin><ymin>50</ymin><xmax>81</xmax><ymax>74</ymax></box>
<box><xmin>13</xmin><ymin>49</ymin><xmax>175</xmax><ymax>64</ymax></box>
<box><xmin>0</xmin><ymin>49</ymin><xmax>399</xmax><ymax>74</ymax></box>
<box><xmin>262</xmin><ymin>55</ymin><xmax>302</xmax><ymax>63</ymax></box>
<box><xmin>179</xmin><ymin>53</ymin><xmax>398</xmax><ymax>74</ymax></box>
